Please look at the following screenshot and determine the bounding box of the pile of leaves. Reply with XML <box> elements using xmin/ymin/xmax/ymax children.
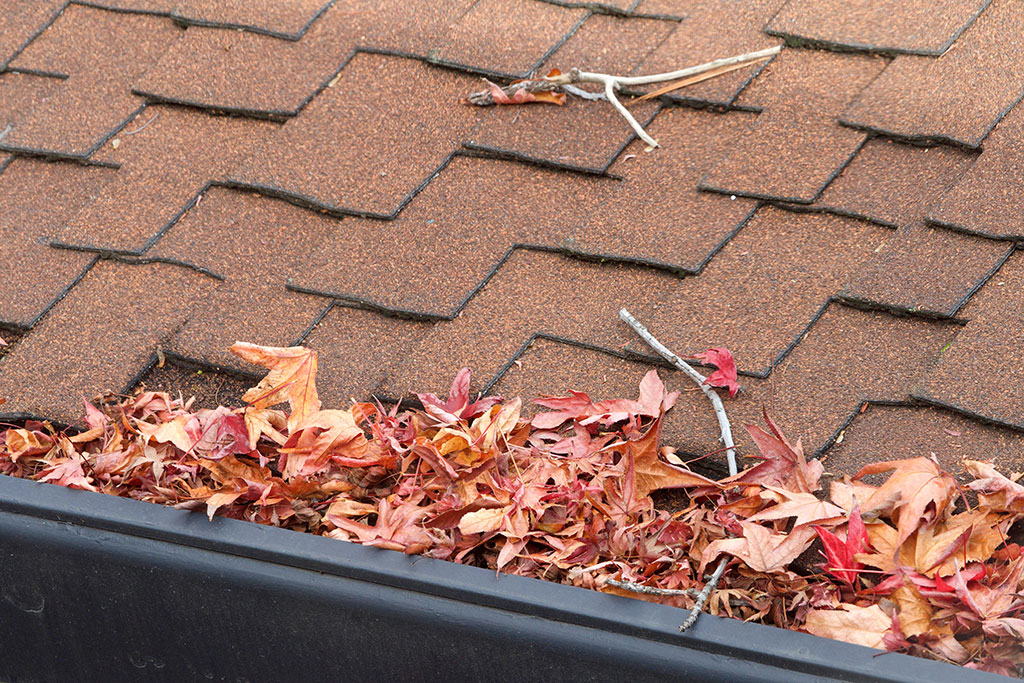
<box><xmin>1</xmin><ymin>343</ymin><xmax>1022</xmax><ymax>676</ymax></box>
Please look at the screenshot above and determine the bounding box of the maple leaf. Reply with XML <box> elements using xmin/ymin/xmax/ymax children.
<box><xmin>964</xmin><ymin>459</ymin><xmax>1024</xmax><ymax>513</ymax></box>
<box><xmin>4</xmin><ymin>428</ymin><xmax>54</xmax><ymax>460</ymax></box>
<box><xmin>746</xmin><ymin>485</ymin><xmax>845</xmax><ymax>527</ymax></box>
<box><xmin>804</xmin><ymin>604</ymin><xmax>890</xmax><ymax>650</ymax></box>
<box><xmin>532</xmin><ymin>370</ymin><xmax>678</xmax><ymax>430</ymax></box>
<box><xmin>729</xmin><ymin>408</ymin><xmax>823</xmax><ymax>493</ymax></box>
<box><xmin>416</xmin><ymin>367</ymin><xmax>502</xmax><ymax>426</ymax></box>
<box><xmin>853</xmin><ymin>457</ymin><xmax>956</xmax><ymax>548</ymax></box>
<box><xmin>813</xmin><ymin>506</ymin><xmax>869</xmax><ymax>585</ymax></box>
<box><xmin>891</xmin><ymin>582</ymin><xmax>933</xmax><ymax>638</ymax></box>
<box><xmin>626</xmin><ymin>412</ymin><xmax>721</xmax><ymax>500</ymax></box>
<box><xmin>700</xmin><ymin>522</ymin><xmax>816</xmax><ymax>574</ymax></box>
<box><xmin>279</xmin><ymin>408</ymin><xmax>377</xmax><ymax>479</ymax></box>
<box><xmin>37</xmin><ymin>454</ymin><xmax>97</xmax><ymax>491</ymax></box>
<box><xmin>229</xmin><ymin>343</ymin><xmax>321</xmax><ymax>433</ymax></box>
<box><xmin>692</xmin><ymin>347</ymin><xmax>739</xmax><ymax>397</ymax></box>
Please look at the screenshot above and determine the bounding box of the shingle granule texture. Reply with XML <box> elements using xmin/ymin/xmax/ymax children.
<box><xmin>6</xmin><ymin>0</ymin><xmax>1024</xmax><ymax>477</ymax></box>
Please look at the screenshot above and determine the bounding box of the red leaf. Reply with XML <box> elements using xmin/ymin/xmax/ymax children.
<box><xmin>814</xmin><ymin>506</ymin><xmax>869</xmax><ymax>585</ymax></box>
<box><xmin>693</xmin><ymin>347</ymin><xmax>738</xmax><ymax>397</ymax></box>
<box><xmin>416</xmin><ymin>368</ymin><xmax>501</xmax><ymax>425</ymax></box>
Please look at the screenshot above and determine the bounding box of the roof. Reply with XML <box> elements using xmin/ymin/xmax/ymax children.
<box><xmin>2</xmin><ymin>0</ymin><xmax>1024</xmax><ymax>479</ymax></box>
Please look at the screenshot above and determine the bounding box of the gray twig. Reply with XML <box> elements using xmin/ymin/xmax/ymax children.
<box><xmin>607</xmin><ymin>579</ymin><xmax>700</xmax><ymax>598</ymax></box>
<box><xmin>618</xmin><ymin>307</ymin><xmax>738</xmax><ymax>632</ymax></box>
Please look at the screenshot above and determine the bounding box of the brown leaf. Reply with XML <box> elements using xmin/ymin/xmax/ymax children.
<box><xmin>730</xmin><ymin>409</ymin><xmax>822</xmax><ymax>493</ymax></box>
<box><xmin>229</xmin><ymin>343</ymin><xmax>321</xmax><ymax>433</ymax></box>
<box><xmin>628</xmin><ymin>413</ymin><xmax>721</xmax><ymax>499</ymax></box>
<box><xmin>891</xmin><ymin>583</ymin><xmax>933</xmax><ymax>637</ymax></box>
<box><xmin>804</xmin><ymin>604</ymin><xmax>890</xmax><ymax>650</ymax></box>
<box><xmin>700</xmin><ymin>522</ymin><xmax>816</xmax><ymax>574</ymax></box>
<box><xmin>745</xmin><ymin>485</ymin><xmax>845</xmax><ymax>527</ymax></box>
<box><xmin>854</xmin><ymin>457</ymin><xmax>956</xmax><ymax>548</ymax></box>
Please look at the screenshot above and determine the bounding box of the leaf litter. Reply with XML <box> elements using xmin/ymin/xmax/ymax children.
<box><xmin>1</xmin><ymin>342</ymin><xmax>1023</xmax><ymax>676</ymax></box>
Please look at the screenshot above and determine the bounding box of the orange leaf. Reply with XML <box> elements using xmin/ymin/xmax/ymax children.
<box><xmin>229</xmin><ymin>343</ymin><xmax>321</xmax><ymax>434</ymax></box>
<box><xmin>628</xmin><ymin>414</ymin><xmax>721</xmax><ymax>499</ymax></box>
<box><xmin>804</xmin><ymin>604</ymin><xmax>890</xmax><ymax>650</ymax></box>
<box><xmin>853</xmin><ymin>457</ymin><xmax>956</xmax><ymax>548</ymax></box>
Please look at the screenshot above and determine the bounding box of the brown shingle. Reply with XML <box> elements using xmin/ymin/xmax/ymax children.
<box><xmin>840</xmin><ymin>0</ymin><xmax>1024</xmax><ymax>148</ymax></box>
<box><xmin>146</xmin><ymin>188</ymin><xmax>336</xmax><ymax>372</ymax></box>
<box><xmin>295</xmin><ymin>109</ymin><xmax>757</xmax><ymax>315</ymax></box>
<box><xmin>627</xmin><ymin>206</ymin><xmax>890</xmax><ymax>374</ymax></box>
<box><xmin>0</xmin><ymin>71</ymin><xmax>62</xmax><ymax>131</ymax></box>
<box><xmin>928</xmin><ymin>100</ymin><xmax>1024</xmax><ymax>239</ymax></box>
<box><xmin>0</xmin><ymin>0</ymin><xmax>64</xmax><ymax>70</ymax></box>
<box><xmin>0</xmin><ymin>260</ymin><xmax>216</xmax><ymax>424</ymax></box>
<box><xmin>807</xmin><ymin>138</ymin><xmax>977</xmax><ymax>228</ymax></box>
<box><xmin>428</xmin><ymin>0</ymin><xmax>587</xmax><ymax>78</ymax></box>
<box><xmin>914</xmin><ymin>252</ymin><xmax>1024</xmax><ymax>428</ymax></box>
<box><xmin>226</xmin><ymin>53</ymin><xmax>485</xmax><ymax>218</ymax></box>
<box><xmin>464</xmin><ymin>12</ymin><xmax>672</xmax><ymax>172</ymax></box>
<box><xmin>1</xmin><ymin>6</ymin><xmax>180</xmax><ymax>159</ymax></box>
<box><xmin>0</xmin><ymin>158</ymin><xmax>114</xmax><ymax>328</ymax></box>
<box><xmin>634</xmin><ymin>0</ymin><xmax>786</xmax><ymax>106</ymax></box>
<box><xmin>839</xmin><ymin>222</ymin><xmax>1013</xmax><ymax>318</ymax></box>
<box><xmin>766</xmin><ymin>0</ymin><xmax>991</xmax><ymax>56</ymax></box>
<box><xmin>132</xmin><ymin>5</ymin><xmax>355</xmax><ymax>118</ymax></box>
<box><xmin>293</xmin><ymin>156</ymin><xmax>612</xmax><ymax>316</ymax></box>
<box><xmin>825</xmin><ymin>404</ymin><xmax>1024</xmax><ymax>480</ymax></box>
<box><xmin>50</xmin><ymin>106</ymin><xmax>275</xmax><ymax>254</ymax></box>
<box><xmin>574</xmin><ymin>107</ymin><xmax>758</xmax><ymax>271</ymax></box>
<box><xmin>171</xmin><ymin>0</ymin><xmax>333</xmax><ymax>40</ymax></box>
<box><xmin>699</xmin><ymin>49</ymin><xmax>885</xmax><ymax>203</ymax></box>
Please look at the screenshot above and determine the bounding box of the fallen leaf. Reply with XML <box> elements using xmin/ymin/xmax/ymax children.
<box><xmin>854</xmin><ymin>457</ymin><xmax>957</xmax><ymax>548</ymax></box>
<box><xmin>693</xmin><ymin>348</ymin><xmax>739</xmax><ymax>397</ymax></box>
<box><xmin>700</xmin><ymin>522</ymin><xmax>816</xmax><ymax>574</ymax></box>
<box><xmin>891</xmin><ymin>582</ymin><xmax>933</xmax><ymax>637</ymax></box>
<box><xmin>813</xmin><ymin>506</ymin><xmax>869</xmax><ymax>585</ymax></box>
<box><xmin>628</xmin><ymin>413</ymin><xmax>721</xmax><ymax>499</ymax></box>
<box><xmin>230</xmin><ymin>343</ymin><xmax>321</xmax><ymax>433</ymax></box>
<box><xmin>804</xmin><ymin>604</ymin><xmax>890</xmax><ymax>650</ymax></box>
<box><xmin>746</xmin><ymin>485</ymin><xmax>845</xmax><ymax>527</ymax></box>
<box><xmin>730</xmin><ymin>409</ymin><xmax>823</xmax><ymax>493</ymax></box>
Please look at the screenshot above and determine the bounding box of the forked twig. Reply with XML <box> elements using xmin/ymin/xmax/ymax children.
<box><xmin>618</xmin><ymin>307</ymin><xmax>738</xmax><ymax>632</ymax></box>
<box><xmin>545</xmin><ymin>46</ymin><xmax>780</xmax><ymax>148</ymax></box>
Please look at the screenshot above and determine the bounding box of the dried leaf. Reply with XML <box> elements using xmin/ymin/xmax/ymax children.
<box><xmin>693</xmin><ymin>347</ymin><xmax>739</xmax><ymax>397</ymax></box>
<box><xmin>700</xmin><ymin>522</ymin><xmax>816</xmax><ymax>574</ymax></box>
<box><xmin>854</xmin><ymin>457</ymin><xmax>957</xmax><ymax>547</ymax></box>
<box><xmin>814</xmin><ymin>506</ymin><xmax>869</xmax><ymax>585</ymax></box>
<box><xmin>229</xmin><ymin>343</ymin><xmax>321</xmax><ymax>433</ymax></box>
<box><xmin>804</xmin><ymin>604</ymin><xmax>890</xmax><ymax>650</ymax></box>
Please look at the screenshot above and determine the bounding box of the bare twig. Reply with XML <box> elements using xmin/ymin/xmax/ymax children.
<box><xmin>627</xmin><ymin>57</ymin><xmax>771</xmax><ymax>106</ymax></box>
<box><xmin>123</xmin><ymin>111</ymin><xmax>159</xmax><ymax>135</ymax></box>
<box><xmin>607</xmin><ymin>579</ymin><xmax>701</xmax><ymax>598</ymax></box>
<box><xmin>618</xmin><ymin>308</ymin><xmax>736</xmax><ymax>475</ymax></box>
<box><xmin>618</xmin><ymin>307</ymin><xmax>738</xmax><ymax>632</ymax></box>
<box><xmin>545</xmin><ymin>46</ymin><xmax>781</xmax><ymax>148</ymax></box>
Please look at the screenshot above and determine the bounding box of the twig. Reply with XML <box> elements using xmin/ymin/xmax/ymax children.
<box><xmin>618</xmin><ymin>307</ymin><xmax>737</xmax><ymax>632</ymax></box>
<box><xmin>546</xmin><ymin>46</ymin><xmax>781</xmax><ymax>148</ymax></box>
<box><xmin>627</xmin><ymin>58</ymin><xmax>771</xmax><ymax>106</ymax></box>
<box><xmin>122</xmin><ymin>111</ymin><xmax>159</xmax><ymax>135</ymax></box>
<box><xmin>618</xmin><ymin>308</ymin><xmax>736</xmax><ymax>475</ymax></box>
<box><xmin>607</xmin><ymin>579</ymin><xmax>700</xmax><ymax>598</ymax></box>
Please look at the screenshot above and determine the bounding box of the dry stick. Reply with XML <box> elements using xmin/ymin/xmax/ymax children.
<box><xmin>618</xmin><ymin>307</ymin><xmax>737</xmax><ymax>633</ymax></box>
<box><xmin>606</xmin><ymin>579</ymin><xmax>701</xmax><ymax>598</ymax></box>
<box><xmin>545</xmin><ymin>46</ymin><xmax>781</xmax><ymax>148</ymax></box>
<box><xmin>627</xmin><ymin>58</ymin><xmax>771</xmax><ymax>106</ymax></box>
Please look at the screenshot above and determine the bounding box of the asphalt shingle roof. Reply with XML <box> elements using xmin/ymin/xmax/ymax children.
<box><xmin>3</xmin><ymin>0</ymin><xmax>1024</xmax><ymax>478</ymax></box>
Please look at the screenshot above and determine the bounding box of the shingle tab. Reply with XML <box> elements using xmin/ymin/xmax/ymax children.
<box><xmin>0</xmin><ymin>0</ymin><xmax>64</xmax><ymax>70</ymax></box>
<box><xmin>841</xmin><ymin>0</ymin><xmax>1024</xmax><ymax>148</ymax></box>
<box><xmin>226</xmin><ymin>53</ymin><xmax>485</xmax><ymax>218</ymax></box>
<box><xmin>766</xmin><ymin>0</ymin><xmax>991</xmax><ymax>56</ymax></box>
<box><xmin>928</xmin><ymin>101</ymin><xmax>1024</xmax><ymax>240</ymax></box>
<box><xmin>1</xmin><ymin>6</ymin><xmax>179</xmax><ymax>159</ymax></box>
<box><xmin>699</xmin><ymin>49</ymin><xmax>885</xmax><ymax>203</ymax></box>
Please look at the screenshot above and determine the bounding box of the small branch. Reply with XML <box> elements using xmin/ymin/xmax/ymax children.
<box><xmin>679</xmin><ymin>557</ymin><xmax>729</xmax><ymax>632</ymax></box>
<box><xmin>607</xmin><ymin>579</ymin><xmax>700</xmax><ymax>598</ymax></box>
<box><xmin>618</xmin><ymin>308</ymin><xmax>736</xmax><ymax>475</ymax></box>
<box><xmin>546</xmin><ymin>46</ymin><xmax>781</xmax><ymax>148</ymax></box>
<box><xmin>464</xmin><ymin>46</ymin><xmax>782</xmax><ymax>149</ymax></box>
<box><xmin>619</xmin><ymin>307</ymin><xmax>739</xmax><ymax>633</ymax></box>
